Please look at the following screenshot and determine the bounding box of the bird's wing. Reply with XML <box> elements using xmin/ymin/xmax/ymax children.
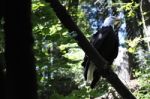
<box><xmin>91</xmin><ymin>28</ymin><xmax>110</xmax><ymax>49</ymax></box>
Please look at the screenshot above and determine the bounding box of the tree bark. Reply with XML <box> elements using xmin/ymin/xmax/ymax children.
<box><xmin>0</xmin><ymin>0</ymin><xmax>5</xmax><ymax>99</ymax></box>
<box><xmin>47</xmin><ymin>0</ymin><xmax>136</xmax><ymax>98</ymax></box>
<box><xmin>4</xmin><ymin>0</ymin><xmax>37</xmax><ymax>99</ymax></box>
<box><xmin>0</xmin><ymin>54</ymin><xmax>5</xmax><ymax>99</ymax></box>
<box><xmin>140</xmin><ymin>0</ymin><xmax>150</xmax><ymax>51</ymax></box>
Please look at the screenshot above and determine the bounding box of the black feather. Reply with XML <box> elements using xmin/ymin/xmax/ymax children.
<box><xmin>82</xmin><ymin>26</ymin><xmax>119</xmax><ymax>88</ymax></box>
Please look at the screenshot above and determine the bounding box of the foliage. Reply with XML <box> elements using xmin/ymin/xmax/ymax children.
<box><xmin>31</xmin><ymin>0</ymin><xmax>116</xmax><ymax>98</ymax></box>
<box><xmin>117</xmin><ymin>1</ymin><xmax>139</xmax><ymax>18</ymax></box>
<box><xmin>133</xmin><ymin>51</ymin><xmax>150</xmax><ymax>99</ymax></box>
<box><xmin>31</xmin><ymin>0</ymin><xmax>102</xmax><ymax>98</ymax></box>
<box><xmin>126</xmin><ymin>35</ymin><xmax>150</xmax><ymax>99</ymax></box>
<box><xmin>49</xmin><ymin>79</ymin><xmax>109</xmax><ymax>99</ymax></box>
<box><xmin>31</xmin><ymin>0</ymin><xmax>150</xmax><ymax>98</ymax></box>
<box><xmin>126</xmin><ymin>37</ymin><xmax>141</xmax><ymax>53</ymax></box>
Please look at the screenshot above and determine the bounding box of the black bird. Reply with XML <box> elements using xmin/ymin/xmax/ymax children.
<box><xmin>82</xmin><ymin>16</ymin><xmax>121</xmax><ymax>88</ymax></box>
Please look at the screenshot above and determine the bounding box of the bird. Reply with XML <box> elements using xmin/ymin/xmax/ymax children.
<box><xmin>82</xmin><ymin>16</ymin><xmax>121</xmax><ymax>88</ymax></box>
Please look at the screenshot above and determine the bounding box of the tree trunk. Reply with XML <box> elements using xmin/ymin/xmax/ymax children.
<box><xmin>140</xmin><ymin>0</ymin><xmax>150</xmax><ymax>51</ymax></box>
<box><xmin>0</xmin><ymin>0</ymin><xmax>5</xmax><ymax>99</ymax></box>
<box><xmin>4</xmin><ymin>0</ymin><xmax>37</xmax><ymax>99</ymax></box>
<box><xmin>114</xmin><ymin>47</ymin><xmax>130</xmax><ymax>84</ymax></box>
<box><xmin>0</xmin><ymin>53</ymin><xmax>5</xmax><ymax>99</ymax></box>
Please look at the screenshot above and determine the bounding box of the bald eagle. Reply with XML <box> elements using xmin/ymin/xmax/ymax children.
<box><xmin>82</xmin><ymin>16</ymin><xmax>121</xmax><ymax>88</ymax></box>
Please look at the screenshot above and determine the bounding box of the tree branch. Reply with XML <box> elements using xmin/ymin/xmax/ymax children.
<box><xmin>46</xmin><ymin>0</ymin><xmax>136</xmax><ymax>98</ymax></box>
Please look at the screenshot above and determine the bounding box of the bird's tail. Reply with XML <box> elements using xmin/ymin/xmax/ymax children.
<box><xmin>86</xmin><ymin>62</ymin><xmax>96</xmax><ymax>84</ymax></box>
